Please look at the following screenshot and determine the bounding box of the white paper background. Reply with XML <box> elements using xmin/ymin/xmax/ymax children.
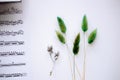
<box><xmin>25</xmin><ymin>0</ymin><xmax>120</xmax><ymax>80</ymax></box>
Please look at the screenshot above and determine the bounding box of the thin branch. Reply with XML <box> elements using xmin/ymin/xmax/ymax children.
<box><xmin>66</xmin><ymin>43</ymin><xmax>82</xmax><ymax>80</ymax></box>
<box><xmin>73</xmin><ymin>55</ymin><xmax>75</xmax><ymax>80</ymax></box>
<box><xmin>50</xmin><ymin>62</ymin><xmax>55</xmax><ymax>76</ymax></box>
<box><xmin>65</xmin><ymin>44</ymin><xmax>74</xmax><ymax>80</ymax></box>
<box><xmin>50</xmin><ymin>55</ymin><xmax>55</xmax><ymax>63</ymax></box>
<box><xmin>75</xmin><ymin>62</ymin><xmax>82</xmax><ymax>79</ymax></box>
<box><xmin>83</xmin><ymin>33</ymin><xmax>86</xmax><ymax>80</ymax></box>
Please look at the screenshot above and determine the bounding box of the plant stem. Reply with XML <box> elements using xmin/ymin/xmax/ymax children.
<box><xmin>75</xmin><ymin>62</ymin><xmax>82</xmax><ymax>80</ymax></box>
<box><xmin>50</xmin><ymin>54</ymin><xmax>55</xmax><ymax>63</ymax></box>
<box><xmin>50</xmin><ymin>62</ymin><xmax>55</xmax><ymax>76</ymax></box>
<box><xmin>83</xmin><ymin>33</ymin><xmax>86</xmax><ymax>80</ymax></box>
<box><xmin>66</xmin><ymin>44</ymin><xmax>82</xmax><ymax>80</ymax></box>
<box><xmin>65</xmin><ymin>44</ymin><xmax>74</xmax><ymax>80</ymax></box>
<box><xmin>73</xmin><ymin>55</ymin><xmax>76</xmax><ymax>80</ymax></box>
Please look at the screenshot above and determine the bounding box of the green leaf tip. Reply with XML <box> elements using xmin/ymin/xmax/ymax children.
<box><xmin>74</xmin><ymin>33</ymin><xmax>80</xmax><ymax>46</ymax></box>
<box><xmin>82</xmin><ymin>15</ymin><xmax>88</xmax><ymax>32</ymax></box>
<box><xmin>57</xmin><ymin>17</ymin><xmax>67</xmax><ymax>33</ymax></box>
<box><xmin>88</xmin><ymin>29</ymin><xmax>97</xmax><ymax>44</ymax></box>
<box><xmin>56</xmin><ymin>31</ymin><xmax>66</xmax><ymax>44</ymax></box>
<box><xmin>73</xmin><ymin>33</ymin><xmax>80</xmax><ymax>55</ymax></box>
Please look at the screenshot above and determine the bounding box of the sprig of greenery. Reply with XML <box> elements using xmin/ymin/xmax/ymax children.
<box><xmin>82</xmin><ymin>15</ymin><xmax>88</xmax><ymax>32</ymax></box>
<box><xmin>72</xmin><ymin>33</ymin><xmax>80</xmax><ymax>80</ymax></box>
<box><xmin>56</xmin><ymin>17</ymin><xmax>75</xmax><ymax>80</ymax></box>
<box><xmin>81</xmin><ymin>15</ymin><xmax>97</xmax><ymax>80</ymax></box>
<box><xmin>57</xmin><ymin>17</ymin><xmax>67</xmax><ymax>33</ymax></box>
<box><xmin>88</xmin><ymin>29</ymin><xmax>97</xmax><ymax>44</ymax></box>
<box><xmin>55</xmin><ymin>15</ymin><xmax>97</xmax><ymax>80</ymax></box>
<box><xmin>73</xmin><ymin>33</ymin><xmax>80</xmax><ymax>55</ymax></box>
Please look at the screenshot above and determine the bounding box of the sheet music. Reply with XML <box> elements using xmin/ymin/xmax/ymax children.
<box><xmin>0</xmin><ymin>1</ymin><xmax>31</xmax><ymax>80</ymax></box>
<box><xmin>0</xmin><ymin>0</ymin><xmax>21</xmax><ymax>2</ymax></box>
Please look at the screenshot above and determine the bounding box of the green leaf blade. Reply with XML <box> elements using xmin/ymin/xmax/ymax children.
<box><xmin>73</xmin><ymin>33</ymin><xmax>80</xmax><ymax>55</ymax></box>
<box><xmin>73</xmin><ymin>45</ymin><xmax>79</xmax><ymax>55</ymax></box>
<box><xmin>56</xmin><ymin>31</ymin><xmax>66</xmax><ymax>44</ymax></box>
<box><xmin>88</xmin><ymin>29</ymin><xmax>97</xmax><ymax>44</ymax></box>
<box><xmin>82</xmin><ymin>15</ymin><xmax>88</xmax><ymax>32</ymax></box>
<box><xmin>57</xmin><ymin>17</ymin><xmax>66</xmax><ymax>33</ymax></box>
